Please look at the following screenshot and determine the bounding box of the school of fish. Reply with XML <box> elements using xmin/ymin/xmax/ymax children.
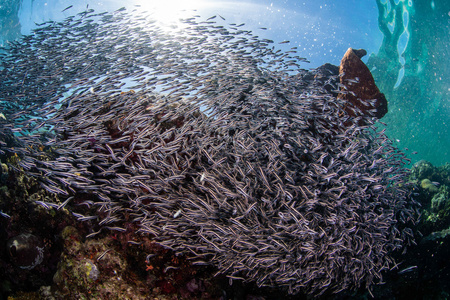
<box><xmin>0</xmin><ymin>6</ymin><xmax>418</xmax><ymax>295</ymax></box>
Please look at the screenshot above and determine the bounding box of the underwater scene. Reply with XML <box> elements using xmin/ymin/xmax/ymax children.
<box><xmin>0</xmin><ymin>0</ymin><xmax>448</xmax><ymax>299</ymax></box>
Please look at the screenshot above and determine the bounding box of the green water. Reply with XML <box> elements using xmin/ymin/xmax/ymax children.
<box><xmin>0</xmin><ymin>0</ymin><xmax>22</xmax><ymax>45</ymax></box>
<box><xmin>368</xmin><ymin>0</ymin><xmax>449</xmax><ymax>166</ymax></box>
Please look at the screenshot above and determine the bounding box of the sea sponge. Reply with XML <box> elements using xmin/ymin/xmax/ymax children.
<box><xmin>421</xmin><ymin>178</ymin><xmax>439</xmax><ymax>193</ymax></box>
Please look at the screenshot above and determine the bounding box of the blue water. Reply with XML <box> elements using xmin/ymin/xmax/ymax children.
<box><xmin>6</xmin><ymin>0</ymin><xmax>445</xmax><ymax>166</ymax></box>
<box><xmin>14</xmin><ymin>0</ymin><xmax>382</xmax><ymax>69</ymax></box>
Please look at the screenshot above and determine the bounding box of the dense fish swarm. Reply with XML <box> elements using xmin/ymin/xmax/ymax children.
<box><xmin>0</xmin><ymin>7</ymin><xmax>418</xmax><ymax>295</ymax></box>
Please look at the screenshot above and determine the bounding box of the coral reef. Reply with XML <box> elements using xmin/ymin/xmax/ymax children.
<box><xmin>48</xmin><ymin>224</ymin><xmax>228</xmax><ymax>300</ymax></box>
<box><xmin>3</xmin><ymin>157</ymin><xmax>450</xmax><ymax>300</ymax></box>
<box><xmin>0</xmin><ymin>166</ymin><xmax>66</xmax><ymax>298</ymax></box>
<box><xmin>0</xmin><ymin>169</ymin><xmax>229</xmax><ymax>300</ymax></box>
<box><xmin>411</xmin><ymin>161</ymin><xmax>450</xmax><ymax>235</ymax></box>
<box><xmin>430</xmin><ymin>185</ymin><xmax>449</xmax><ymax>212</ymax></box>
<box><xmin>373</xmin><ymin>160</ymin><xmax>450</xmax><ymax>299</ymax></box>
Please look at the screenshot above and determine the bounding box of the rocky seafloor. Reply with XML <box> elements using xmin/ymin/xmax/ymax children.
<box><xmin>1</xmin><ymin>155</ymin><xmax>450</xmax><ymax>299</ymax></box>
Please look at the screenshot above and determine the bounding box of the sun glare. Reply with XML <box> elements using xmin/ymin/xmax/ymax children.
<box><xmin>132</xmin><ymin>0</ymin><xmax>208</xmax><ymax>25</ymax></box>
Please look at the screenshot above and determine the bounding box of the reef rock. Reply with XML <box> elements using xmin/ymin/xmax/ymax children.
<box><xmin>411</xmin><ymin>160</ymin><xmax>436</xmax><ymax>181</ymax></box>
<box><xmin>338</xmin><ymin>48</ymin><xmax>388</xmax><ymax>119</ymax></box>
<box><xmin>431</xmin><ymin>185</ymin><xmax>450</xmax><ymax>212</ymax></box>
